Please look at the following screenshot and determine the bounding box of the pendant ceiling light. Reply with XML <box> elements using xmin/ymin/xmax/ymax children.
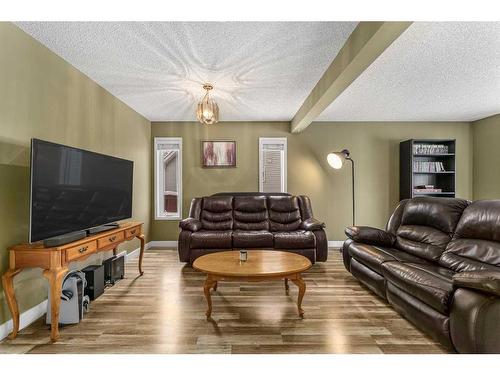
<box><xmin>196</xmin><ymin>83</ymin><xmax>219</xmax><ymax>125</ymax></box>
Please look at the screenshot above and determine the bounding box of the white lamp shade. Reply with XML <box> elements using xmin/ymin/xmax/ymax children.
<box><xmin>327</xmin><ymin>152</ymin><xmax>344</xmax><ymax>169</ymax></box>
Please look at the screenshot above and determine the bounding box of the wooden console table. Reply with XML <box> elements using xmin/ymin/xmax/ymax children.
<box><xmin>1</xmin><ymin>221</ymin><xmax>145</xmax><ymax>342</ymax></box>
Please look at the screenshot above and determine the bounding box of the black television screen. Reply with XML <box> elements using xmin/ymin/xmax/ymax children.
<box><xmin>30</xmin><ymin>139</ymin><xmax>133</xmax><ymax>242</ymax></box>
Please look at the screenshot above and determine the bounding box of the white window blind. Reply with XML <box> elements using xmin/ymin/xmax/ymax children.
<box><xmin>259</xmin><ymin>138</ymin><xmax>287</xmax><ymax>193</ymax></box>
<box><xmin>154</xmin><ymin>138</ymin><xmax>182</xmax><ymax>220</ymax></box>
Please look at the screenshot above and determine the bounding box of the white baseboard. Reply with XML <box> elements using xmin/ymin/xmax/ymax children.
<box><xmin>124</xmin><ymin>241</ymin><xmax>148</xmax><ymax>259</ymax></box>
<box><xmin>148</xmin><ymin>240</ymin><xmax>178</xmax><ymax>249</ymax></box>
<box><xmin>0</xmin><ymin>299</ymin><xmax>48</xmax><ymax>342</ymax></box>
<box><xmin>328</xmin><ymin>240</ymin><xmax>344</xmax><ymax>248</ymax></box>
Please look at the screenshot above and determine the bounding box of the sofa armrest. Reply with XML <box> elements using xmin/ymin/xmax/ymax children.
<box><xmin>179</xmin><ymin>218</ymin><xmax>202</xmax><ymax>232</ymax></box>
<box><xmin>300</xmin><ymin>217</ymin><xmax>325</xmax><ymax>231</ymax></box>
<box><xmin>453</xmin><ymin>271</ymin><xmax>500</xmax><ymax>297</ymax></box>
<box><xmin>451</xmin><ymin>288</ymin><xmax>500</xmax><ymax>353</ymax></box>
<box><xmin>345</xmin><ymin>226</ymin><xmax>396</xmax><ymax>247</ymax></box>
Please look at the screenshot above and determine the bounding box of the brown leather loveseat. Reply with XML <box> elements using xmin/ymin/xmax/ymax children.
<box><xmin>178</xmin><ymin>193</ymin><xmax>327</xmax><ymax>264</ymax></box>
<box><xmin>342</xmin><ymin>197</ymin><xmax>500</xmax><ymax>353</ymax></box>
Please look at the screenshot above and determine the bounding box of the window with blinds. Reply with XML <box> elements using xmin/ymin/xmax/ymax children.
<box><xmin>154</xmin><ymin>138</ymin><xmax>182</xmax><ymax>220</ymax></box>
<box><xmin>259</xmin><ymin>138</ymin><xmax>287</xmax><ymax>193</ymax></box>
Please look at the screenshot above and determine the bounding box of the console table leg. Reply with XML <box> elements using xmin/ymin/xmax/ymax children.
<box><xmin>43</xmin><ymin>267</ymin><xmax>68</xmax><ymax>342</ymax></box>
<box><xmin>284</xmin><ymin>278</ymin><xmax>289</xmax><ymax>295</ymax></box>
<box><xmin>1</xmin><ymin>268</ymin><xmax>22</xmax><ymax>339</ymax></box>
<box><xmin>291</xmin><ymin>275</ymin><xmax>306</xmax><ymax>318</ymax></box>
<box><xmin>137</xmin><ymin>234</ymin><xmax>145</xmax><ymax>276</ymax></box>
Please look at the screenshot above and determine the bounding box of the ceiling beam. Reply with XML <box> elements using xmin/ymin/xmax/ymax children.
<box><xmin>290</xmin><ymin>21</ymin><xmax>412</xmax><ymax>133</ymax></box>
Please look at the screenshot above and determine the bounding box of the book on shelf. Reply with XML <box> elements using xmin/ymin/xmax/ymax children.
<box><xmin>413</xmin><ymin>144</ymin><xmax>449</xmax><ymax>155</ymax></box>
<box><xmin>415</xmin><ymin>185</ymin><xmax>435</xmax><ymax>189</ymax></box>
<box><xmin>412</xmin><ymin>161</ymin><xmax>446</xmax><ymax>172</ymax></box>
<box><xmin>413</xmin><ymin>188</ymin><xmax>442</xmax><ymax>193</ymax></box>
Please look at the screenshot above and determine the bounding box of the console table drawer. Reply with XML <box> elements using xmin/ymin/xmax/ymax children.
<box><xmin>125</xmin><ymin>226</ymin><xmax>140</xmax><ymax>239</ymax></box>
<box><xmin>66</xmin><ymin>241</ymin><xmax>97</xmax><ymax>262</ymax></box>
<box><xmin>98</xmin><ymin>232</ymin><xmax>125</xmax><ymax>247</ymax></box>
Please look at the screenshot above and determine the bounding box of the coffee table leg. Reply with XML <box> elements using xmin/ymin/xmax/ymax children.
<box><xmin>284</xmin><ymin>278</ymin><xmax>289</xmax><ymax>295</ymax></box>
<box><xmin>291</xmin><ymin>274</ymin><xmax>306</xmax><ymax>318</ymax></box>
<box><xmin>203</xmin><ymin>275</ymin><xmax>216</xmax><ymax>318</ymax></box>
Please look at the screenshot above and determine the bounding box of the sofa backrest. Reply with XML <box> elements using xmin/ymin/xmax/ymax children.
<box><xmin>268</xmin><ymin>196</ymin><xmax>302</xmax><ymax>232</ymax></box>
<box><xmin>233</xmin><ymin>196</ymin><xmax>269</xmax><ymax>231</ymax></box>
<box><xmin>297</xmin><ymin>195</ymin><xmax>314</xmax><ymax>220</ymax></box>
<box><xmin>193</xmin><ymin>193</ymin><xmax>315</xmax><ymax>232</ymax></box>
<box><xmin>440</xmin><ymin>200</ymin><xmax>500</xmax><ymax>272</ymax></box>
<box><xmin>394</xmin><ymin>197</ymin><xmax>469</xmax><ymax>262</ymax></box>
<box><xmin>385</xmin><ymin>199</ymin><xmax>409</xmax><ymax>235</ymax></box>
<box><xmin>200</xmin><ymin>196</ymin><xmax>233</xmax><ymax>230</ymax></box>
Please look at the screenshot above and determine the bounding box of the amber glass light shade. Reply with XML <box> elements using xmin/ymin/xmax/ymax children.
<box><xmin>196</xmin><ymin>84</ymin><xmax>219</xmax><ymax>125</ymax></box>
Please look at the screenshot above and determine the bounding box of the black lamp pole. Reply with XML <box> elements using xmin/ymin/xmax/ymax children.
<box><xmin>345</xmin><ymin>155</ymin><xmax>355</xmax><ymax>226</ymax></box>
<box><xmin>328</xmin><ymin>149</ymin><xmax>355</xmax><ymax>226</ymax></box>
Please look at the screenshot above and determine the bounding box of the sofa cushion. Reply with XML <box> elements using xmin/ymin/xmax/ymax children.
<box><xmin>394</xmin><ymin>197</ymin><xmax>469</xmax><ymax>262</ymax></box>
<box><xmin>400</xmin><ymin>197</ymin><xmax>469</xmax><ymax>233</ymax></box>
<box><xmin>190</xmin><ymin>230</ymin><xmax>232</xmax><ymax>249</ymax></box>
<box><xmin>200</xmin><ymin>196</ymin><xmax>233</xmax><ymax>231</ymax></box>
<box><xmin>268</xmin><ymin>196</ymin><xmax>302</xmax><ymax>232</ymax></box>
<box><xmin>348</xmin><ymin>243</ymin><xmax>429</xmax><ymax>274</ymax></box>
<box><xmin>395</xmin><ymin>225</ymin><xmax>452</xmax><ymax>262</ymax></box>
<box><xmin>233</xmin><ymin>230</ymin><xmax>273</xmax><ymax>248</ymax></box>
<box><xmin>273</xmin><ymin>230</ymin><xmax>315</xmax><ymax>249</ymax></box>
<box><xmin>381</xmin><ymin>262</ymin><xmax>455</xmax><ymax>314</ymax></box>
<box><xmin>233</xmin><ymin>196</ymin><xmax>269</xmax><ymax>231</ymax></box>
<box><xmin>440</xmin><ymin>200</ymin><xmax>500</xmax><ymax>272</ymax></box>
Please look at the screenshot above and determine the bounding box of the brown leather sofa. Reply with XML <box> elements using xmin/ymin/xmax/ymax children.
<box><xmin>342</xmin><ymin>197</ymin><xmax>500</xmax><ymax>353</ymax></box>
<box><xmin>178</xmin><ymin>193</ymin><xmax>327</xmax><ymax>264</ymax></box>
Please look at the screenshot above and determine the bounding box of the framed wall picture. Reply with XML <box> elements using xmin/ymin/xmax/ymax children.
<box><xmin>202</xmin><ymin>141</ymin><xmax>236</xmax><ymax>168</ymax></box>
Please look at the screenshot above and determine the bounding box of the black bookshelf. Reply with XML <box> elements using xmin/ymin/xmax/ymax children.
<box><xmin>400</xmin><ymin>139</ymin><xmax>456</xmax><ymax>200</ymax></box>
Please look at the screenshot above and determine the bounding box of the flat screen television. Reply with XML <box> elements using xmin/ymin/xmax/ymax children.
<box><xmin>30</xmin><ymin>139</ymin><xmax>133</xmax><ymax>243</ymax></box>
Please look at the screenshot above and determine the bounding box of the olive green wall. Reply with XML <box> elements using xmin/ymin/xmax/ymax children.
<box><xmin>151</xmin><ymin>121</ymin><xmax>473</xmax><ymax>241</ymax></box>
<box><xmin>0</xmin><ymin>23</ymin><xmax>151</xmax><ymax>325</ymax></box>
<box><xmin>472</xmin><ymin>113</ymin><xmax>500</xmax><ymax>200</ymax></box>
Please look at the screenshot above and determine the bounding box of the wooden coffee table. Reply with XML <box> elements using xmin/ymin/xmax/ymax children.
<box><xmin>192</xmin><ymin>250</ymin><xmax>312</xmax><ymax>318</ymax></box>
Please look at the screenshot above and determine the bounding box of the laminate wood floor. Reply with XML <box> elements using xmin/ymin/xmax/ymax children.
<box><xmin>0</xmin><ymin>249</ymin><xmax>451</xmax><ymax>354</ymax></box>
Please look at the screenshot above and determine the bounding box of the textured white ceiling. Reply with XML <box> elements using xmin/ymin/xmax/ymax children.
<box><xmin>316</xmin><ymin>22</ymin><xmax>500</xmax><ymax>122</ymax></box>
<box><xmin>16</xmin><ymin>22</ymin><xmax>357</xmax><ymax>122</ymax></box>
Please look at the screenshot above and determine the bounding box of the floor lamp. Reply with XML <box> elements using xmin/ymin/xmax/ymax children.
<box><xmin>327</xmin><ymin>149</ymin><xmax>355</xmax><ymax>226</ymax></box>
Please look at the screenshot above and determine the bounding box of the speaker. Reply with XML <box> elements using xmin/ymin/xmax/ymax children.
<box><xmin>103</xmin><ymin>255</ymin><xmax>125</xmax><ymax>285</ymax></box>
<box><xmin>82</xmin><ymin>265</ymin><xmax>105</xmax><ymax>301</ymax></box>
<box><xmin>43</xmin><ymin>230</ymin><xmax>87</xmax><ymax>247</ymax></box>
